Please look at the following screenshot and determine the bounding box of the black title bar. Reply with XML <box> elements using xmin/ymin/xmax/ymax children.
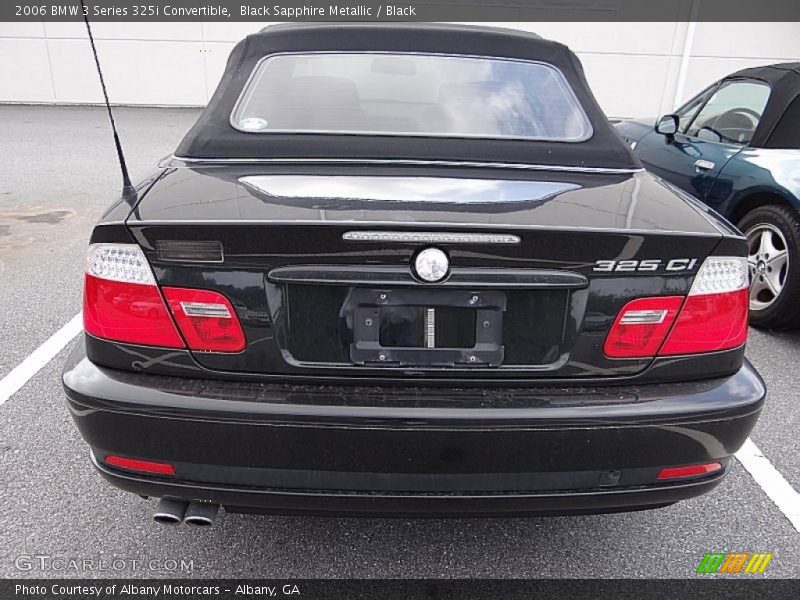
<box><xmin>4</xmin><ymin>0</ymin><xmax>800</xmax><ymax>22</ymax></box>
<box><xmin>5</xmin><ymin>579</ymin><xmax>800</xmax><ymax>599</ymax></box>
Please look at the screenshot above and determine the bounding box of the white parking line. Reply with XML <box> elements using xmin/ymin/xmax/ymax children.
<box><xmin>735</xmin><ymin>438</ymin><xmax>800</xmax><ymax>533</ymax></box>
<box><xmin>0</xmin><ymin>313</ymin><xmax>82</xmax><ymax>405</ymax></box>
<box><xmin>0</xmin><ymin>312</ymin><xmax>799</xmax><ymax>534</ymax></box>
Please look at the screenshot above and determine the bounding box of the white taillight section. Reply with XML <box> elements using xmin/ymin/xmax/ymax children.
<box><xmin>688</xmin><ymin>256</ymin><xmax>749</xmax><ymax>296</ymax></box>
<box><xmin>86</xmin><ymin>243</ymin><xmax>156</xmax><ymax>285</ymax></box>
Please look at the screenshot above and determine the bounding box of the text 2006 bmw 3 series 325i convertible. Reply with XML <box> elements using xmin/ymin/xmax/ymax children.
<box><xmin>63</xmin><ymin>24</ymin><xmax>765</xmax><ymax>525</ymax></box>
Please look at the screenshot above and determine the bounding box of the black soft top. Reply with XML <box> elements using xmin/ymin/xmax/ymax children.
<box><xmin>176</xmin><ymin>23</ymin><xmax>639</xmax><ymax>170</ymax></box>
<box><xmin>725</xmin><ymin>62</ymin><xmax>800</xmax><ymax>148</ymax></box>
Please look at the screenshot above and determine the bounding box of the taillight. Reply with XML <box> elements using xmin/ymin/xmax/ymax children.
<box><xmin>84</xmin><ymin>244</ymin><xmax>246</xmax><ymax>353</ymax></box>
<box><xmin>84</xmin><ymin>244</ymin><xmax>184</xmax><ymax>348</ymax></box>
<box><xmin>604</xmin><ymin>296</ymin><xmax>684</xmax><ymax>358</ymax></box>
<box><xmin>604</xmin><ymin>256</ymin><xmax>749</xmax><ymax>358</ymax></box>
<box><xmin>660</xmin><ymin>257</ymin><xmax>749</xmax><ymax>355</ymax></box>
<box><xmin>163</xmin><ymin>287</ymin><xmax>246</xmax><ymax>353</ymax></box>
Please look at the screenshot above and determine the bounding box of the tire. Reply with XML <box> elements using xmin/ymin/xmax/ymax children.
<box><xmin>738</xmin><ymin>205</ymin><xmax>800</xmax><ymax>330</ymax></box>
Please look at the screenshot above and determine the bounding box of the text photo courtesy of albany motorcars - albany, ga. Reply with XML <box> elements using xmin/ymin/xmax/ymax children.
<box><xmin>1</xmin><ymin>0</ymin><xmax>800</xmax><ymax>596</ymax></box>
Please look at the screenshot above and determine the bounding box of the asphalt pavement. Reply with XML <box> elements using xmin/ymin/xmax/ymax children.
<box><xmin>0</xmin><ymin>105</ymin><xmax>798</xmax><ymax>579</ymax></box>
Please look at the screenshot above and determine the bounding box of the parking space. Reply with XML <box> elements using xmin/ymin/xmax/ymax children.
<box><xmin>0</xmin><ymin>105</ymin><xmax>201</xmax><ymax>377</ymax></box>
<box><xmin>746</xmin><ymin>330</ymin><xmax>800</xmax><ymax>492</ymax></box>
<box><xmin>0</xmin><ymin>105</ymin><xmax>797</xmax><ymax>579</ymax></box>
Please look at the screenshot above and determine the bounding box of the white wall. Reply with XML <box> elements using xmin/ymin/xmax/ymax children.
<box><xmin>0</xmin><ymin>21</ymin><xmax>798</xmax><ymax>118</ymax></box>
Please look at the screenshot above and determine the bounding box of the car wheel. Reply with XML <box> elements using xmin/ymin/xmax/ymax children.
<box><xmin>739</xmin><ymin>205</ymin><xmax>800</xmax><ymax>330</ymax></box>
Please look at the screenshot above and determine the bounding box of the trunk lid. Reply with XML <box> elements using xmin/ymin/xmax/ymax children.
<box><xmin>126</xmin><ymin>163</ymin><xmax>725</xmax><ymax>381</ymax></box>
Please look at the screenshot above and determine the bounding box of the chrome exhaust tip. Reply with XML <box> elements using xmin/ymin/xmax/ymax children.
<box><xmin>183</xmin><ymin>502</ymin><xmax>219</xmax><ymax>527</ymax></box>
<box><xmin>153</xmin><ymin>498</ymin><xmax>188</xmax><ymax>525</ymax></box>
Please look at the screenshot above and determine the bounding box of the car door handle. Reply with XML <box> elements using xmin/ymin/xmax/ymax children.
<box><xmin>694</xmin><ymin>159</ymin><xmax>715</xmax><ymax>171</ymax></box>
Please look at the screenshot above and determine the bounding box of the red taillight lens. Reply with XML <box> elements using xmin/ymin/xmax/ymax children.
<box><xmin>604</xmin><ymin>257</ymin><xmax>749</xmax><ymax>358</ymax></box>
<box><xmin>660</xmin><ymin>257</ymin><xmax>749</xmax><ymax>355</ymax></box>
<box><xmin>659</xmin><ymin>289</ymin><xmax>748</xmax><ymax>355</ymax></box>
<box><xmin>105</xmin><ymin>455</ymin><xmax>176</xmax><ymax>476</ymax></box>
<box><xmin>657</xmin><ymin>462</ymin><xmax>721</xmax><ymax>480</ymax></box>
<box><xmin>604</xmin><ymin>296</ymin><xmax>684</xmax><ymax>358</ymax></box>
<box><xmin>83</xmin><ymin>244</ymin><xmax>184</xmax><ymax>348</ymax></box>
<box><xmin>163</xmin><ymin>287</ymin><xmax>246</xmax><ymax>353</ymax></box>
<box><xmin>84</xmin><ymin>244</ymin><xmax>246</xmax><ymax>353</ymax></box>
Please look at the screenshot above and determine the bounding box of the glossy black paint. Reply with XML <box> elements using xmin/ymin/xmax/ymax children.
<box><xmin>134</xmin><ymin>162</ymin><xmax>722</xmax><ymax>234</ymax></box>
<box><xmin>64</xmin><ymin>341</ymin><xmax>764</xmax><ymax>515</ymax></box>
<box><xmin>82</xmin><ymin>333</ymin><xmax>747</xmax><ymax>386</ymax></box>
<box><xmin>71</xmin><ymin>131</ymin><xmax>759</xmax><ymax>515</ymax></box>
<box><xmin>91</xmin><ymin>456</ymin><xmax>724</xmax><ymax>517</ymax></box>
<box><xmin>84</xmin><ymin>163</ymin><xmax>745</xmax><ymax>383</ymax></box>
<box><xmin>267</xmin><ymin>265</ymin><xmax>589</xmax><ymax>289</ymax></box>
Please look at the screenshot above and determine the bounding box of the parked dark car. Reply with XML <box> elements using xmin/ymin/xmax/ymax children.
<box><xmin>616</xmin><ymin>64</ymin><xmax>800</xmax><ymax>329</ymax></box>
<box><xmin>63</xmin><ymin>24</ymin><xmax>764</xmax><ymax>525</ymax></box>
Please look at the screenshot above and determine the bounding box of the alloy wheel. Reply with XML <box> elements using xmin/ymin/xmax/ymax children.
<box><xmin>746</xmin><ymin>223</ymin><xmax>790</xmax><ymax>311</ymax></box>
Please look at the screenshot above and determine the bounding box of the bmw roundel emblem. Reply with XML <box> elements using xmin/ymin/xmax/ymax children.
<box><xmin>414</xmin><ymin>247</ymin><xmax>449</xmax><ymax>282</ymax></box>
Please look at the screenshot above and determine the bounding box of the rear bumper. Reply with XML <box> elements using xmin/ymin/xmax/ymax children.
<box><xmin>63</xmin><ymin>340</ymin><xmax>765</xmax><ymax>516</ymax></box>
<box><xmin>88</xmin><ymin>451</ymin><xmax>730</xmax><ymax>517</ymax></box>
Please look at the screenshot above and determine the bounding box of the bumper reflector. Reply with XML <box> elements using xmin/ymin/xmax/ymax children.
<box><xmin>105</xmin><ymin>455</ymin><xmax>176</xmax><ymax>476</ymax></box>
<box><xmin>657</xmin><ymin>462</ymin><xmax>721</xmax><ymax>480</ymax></box>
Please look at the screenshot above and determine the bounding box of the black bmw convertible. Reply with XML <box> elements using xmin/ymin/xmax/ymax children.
<box><xmin>63</xmin><ymin>24</ymin><xmax>765</xmax><ymax>525</ymax></box>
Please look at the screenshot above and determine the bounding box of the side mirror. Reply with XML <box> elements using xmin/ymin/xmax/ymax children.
<box><xmin>655</xmin><ymin>114</ymin><xmax>679</xmax><ymax>137</ymax></box>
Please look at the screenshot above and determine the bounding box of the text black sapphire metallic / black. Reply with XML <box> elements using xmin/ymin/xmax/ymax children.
<box><xmin>63</xmin><ymin>23</ymin><xmax>766</xmax><ymax>520</ymax></box>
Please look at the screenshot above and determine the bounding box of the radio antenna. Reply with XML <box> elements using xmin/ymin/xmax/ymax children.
<box><xmin>80</xmin><ymin>0</ymin><xmax>136</xmax><ymax>200</ymax></box>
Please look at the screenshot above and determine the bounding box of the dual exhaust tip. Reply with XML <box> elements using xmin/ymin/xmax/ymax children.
<box><xmin>154</xmin><ymin>498</ymin><xmax>218</xmax><ymax>527</ymax></box>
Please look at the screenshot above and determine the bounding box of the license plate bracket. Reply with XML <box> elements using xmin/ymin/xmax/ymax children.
<box><xmin>345</xmin><ymin>288</ymin><xmax>506</xmax><ymax>367</ymax></box>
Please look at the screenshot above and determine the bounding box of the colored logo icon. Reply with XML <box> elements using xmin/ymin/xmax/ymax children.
<box><xmin>696</xmin><ymin>552</ymin><xmax>773</xmax><ymax>574</ymax></box>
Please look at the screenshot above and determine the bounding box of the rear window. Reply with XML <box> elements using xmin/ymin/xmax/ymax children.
<box><xmin>231</xmin><ymin>52</ymin><xmax>592</xmax><ymax>142</ymax></box>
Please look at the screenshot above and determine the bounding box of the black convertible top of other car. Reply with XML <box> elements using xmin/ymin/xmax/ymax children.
<box><xmin>176</xmin><ymin>22</ymin><xmax>639</xmax><ymax>170</ymax></box>
<box><xmin>725</xmin><ymin>62</ymin><xmax>800</xmax><ymax>149</ymax></box>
